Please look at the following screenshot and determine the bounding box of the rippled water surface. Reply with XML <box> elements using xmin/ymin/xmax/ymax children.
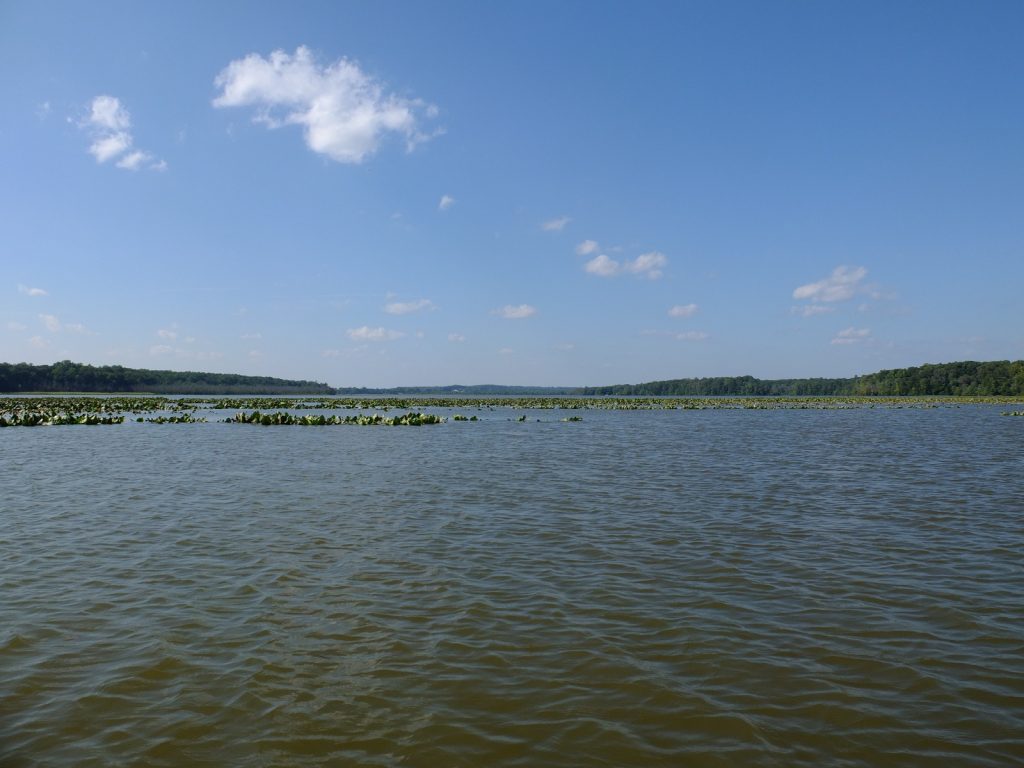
<box><xmin>2</xmin><ymin>407</ymin><xmax>1023</xmax><ymax>766</ymax></box>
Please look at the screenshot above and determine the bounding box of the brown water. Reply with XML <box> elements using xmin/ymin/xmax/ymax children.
<box><xmin>1</xmin><ymin>407</ymin><xmax>1022</xmax><ymax>766</ymax></box>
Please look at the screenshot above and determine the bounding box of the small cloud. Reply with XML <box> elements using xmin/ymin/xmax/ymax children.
<box><xmin>676</xmin><ymin>331</ymin><xmax>709</xmax><ymax>341</ymax></box>
<box><xmin>414</xmin><ymin>330</ymin><xmax>425</xmax><ymax>339</ymax></box>
<box><xmin>64</xmin><ymin>323</ymin><xmax>90</xmax><ymax>334</ymax></box>
<box><xmin>156</xmin><ymin>328</ymin><xmax>178</xmax><ymax>340</ymax></box>
<box><xmin>346</xmin><ymin>325</ymin><xmax>405</xmax><ymax>341</ymax></box>
<box><xmin>793</xmin><ymin>266</ymin><xmax>867</xmax><ymax>303</ymax></box>
<box><xmin>555</xmin><ymin>342</ymin><xmax>575</xmax><ymax>351</ymax></box>
<box><xmin>492</xmin><ymin>304</ymin><xmax>536</xmax><ymax>320</ymax></box>
<box><xmin>791</xmin><ymin>304</ymin><xmax>835</xmax><ymax>317</ymax></box>
<box><xmin>212</xmin><ymin>46</ymin><xmax>439</xmax><ymax>163</ymax></box>
<box><xmin>584</xmin><ymin>254</ymin><xmax>620</xmax><ymax>277</ymax></box>
<box><xmin>39</xmin><ymin>313</ymin><xmax>61</xmax><ymax>332</ymax></box>
<box><xmin>668</xmin><ymin>303</ymin><xmax>698</xmax><ymax>318</ymax></box>
<box><xmin>37</xmin><ymin>101</ymin><xmax>51</xmax><ymax>119</ymax></box>
<box><xmin>438</xmin><ymin>194</ymin><xmax>455</xmax><ymax>211</ymax></box>
<box><xmin>831</xmin><ymin>327</ymin><xmax>871</xmax><ymax>345</ymax></box>
<box><xmin>6</xmin><ymin>321</ymin><xmax>28</xmax><ymax>331</ymax></box>
<box><xmin>322</xmin><ymin>349</ymin><xmax>341</xmax><ymax>357</ymax></box>
<box><xmin>624</xmin><ymin>251</ymin><xmax>667</xmax><ymax>280</ymax></box>
<box><xmin>585</xmin><ymin>251</ymin><xmax>667</xmax><ymax>279</ymax></box>
<box><xmin>81</xmin><ymin>95</ymin><xmax>165</xmax><ymax>171</ymax></box>
<box><xmin>149</xmin><ymin>344</ymin><xmax>174</xmax><ymax>356</ymax></box>
<box><xmin>384</xmin><ymin>298</ymin><xmax>436</xmax><ymax>315</ymax></box>
<box><xmin>498</xmin><ymin>347</ymin><xmax>514</xmax><ymax>355</ymax></box>
<box><xmin>447</xmin><ymin>333</ymin><xmax>466</xmax><ymax>343</ymax></box>
<box><xmin>241</xmin><ymin>332</ymin><xmax>262</xmax><ymax>340</ymax></box>
<box><xmin>17</xmin><ymin>284</ymin><xmax>48</xmax><ymax>297</ymax></box>
<box><xmin>248</xmin><ymin>350</ymin><xmax>263</xmax><ymax>359</ymax></box>
<box><xmin>29</xmin><ymin>335</ymin><xmax>50</xmax><ymax>349</ymax></box>
<box><xmin>575</xmin><ymin>239</ymin><xmax>599</xmax><ymax>256</ymax></box>
<box><xmin>542</xmin><ymin>216</ymin><xmax>570</xmax><ymax>232</ymax></box>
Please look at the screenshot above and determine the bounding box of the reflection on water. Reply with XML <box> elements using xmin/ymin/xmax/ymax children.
<box><xmin>1</xmin><ymin>407</ymin><xmax>1022</xmax><ymax>766</ymax></box>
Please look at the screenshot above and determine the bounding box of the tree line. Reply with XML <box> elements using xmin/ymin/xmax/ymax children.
<box><xmin>578</xmin><ymin>361</ymin><xmax>1024</xmax><ymax>397</ymax></box>
<box><xmin>0</xmin><ymin>361</ymin><xmax>332</xmax><ymax>394</ymax></box>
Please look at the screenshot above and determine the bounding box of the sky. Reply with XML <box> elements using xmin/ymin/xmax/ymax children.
<box><xmin>2</xmin><ymin>1</ymin><xmax>1022</xmax><ymax>387</ymax></box>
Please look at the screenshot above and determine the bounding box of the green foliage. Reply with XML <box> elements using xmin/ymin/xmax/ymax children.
<box><xmin>0</xmin><ymin>360</ymin><xmax>332</xmax><ymax>394</ymax></box>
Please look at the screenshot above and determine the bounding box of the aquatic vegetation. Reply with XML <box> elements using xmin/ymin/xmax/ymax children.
<box><xmin>1002</xmin><ymin>410</ymin><xmax>1024</xmax><ymax>416</ymax></box>
<box><xmin>226</xmin><ymin>411</ymin><xmax>446</xmax><ymax>426</ymax></box>
<box><xmin>145</xmin><ymin>414</ymin><xmax>207</xmax><ymax>424</ymax></box>
<box><xmin>561</xmin><ymin>416</ymin><xmax>583</xmax><ymax>422</ymax></box>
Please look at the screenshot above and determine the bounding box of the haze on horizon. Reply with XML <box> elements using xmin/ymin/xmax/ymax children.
<box><xmin>2</xmin><ymin>1</ymin><xmax>1022</xmax><ymax>388</ymax></box>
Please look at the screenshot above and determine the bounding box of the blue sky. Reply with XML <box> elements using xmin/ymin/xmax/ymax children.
<box><xmin>2</xmin><ymin>1</ymin><xmax>1022</xmax><ymax>386</ymax></box>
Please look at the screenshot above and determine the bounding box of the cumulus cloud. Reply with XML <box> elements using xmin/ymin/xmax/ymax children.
<box><xmin>384</xmin><ymin>298</ymin><xmax>435</xmax><ymax>315</ymax></box>
<box><xmin>156</xmin><ymin>328</ymin><xmax>178</xmax><ymax>340</ymax></box>
<box><xmin>668</xmin><ymin>303</ymin><xmax>698</xmax><ymax>318</ymax></box>
<box><xmin>585</xmin><ymin>251</ymin><xmax>667</xmax><ymax>279</ymax></box>
<box><xmin>39</xmin><ymin>314</ymin><xmax>61</xmax><ymax>332</ymax></box>
<box><xmin>18</xmin><ymin>284</ymin><xmax>48</xmax><ymax>297</ymax></box>
<box><xmin>584</xmin><ymin>254</ymin><xmax>620</xmax><ymax>277</ymax></box>
<box><xmin>438</xmin><ymin>194</ymin><xmax>454</xmax><ymax>211</ymax></box>
<box><xmin>575</xmin><ymin>239</ymin><xmax>599</xmax><ymax>255</ymax></box>
<box><xmin>212</xmin><ymin>46</ymin><xmax>439</xmax><ymax>164</ymax></box>
<box><xmin>793</xmin><ymin>266</ymin><xmax>867</xmax><ymax>303</ymax></box>
<box><xmin>542</xmin><ymin>216</ymin><xmax>570</xmax><ymax>232</ymax></box>
<box><xmin>81</xmin><ymin>95</ymin><xmax>165</xmax><ymax>171</ymax></box>
<box><xmin>447</xmin><ymin>333</ymin><xmax>466</xmax><ymax>342</ymax></box>
<box><xmin>625</xmin><ymin>251</ymin><xmax>667</xmax><ymax>279</ymax></box>
<box><xmin>831</xmin><ymin>327</ymin><xmax>871</xmax><ymax>345</ymax></box>
<box><xmin>347</xmin><ymin>325</ymin><xmax>404</xmax><ymax>341</ymax></box>
<box><xmin>492</xmin><ymin>304</ymin><xmax>537</xmax><ymax>320</ymax></box>
<box><xmin>791</xmin><ymin>304</ymin><xmax>835</xmax><ymax>317</ymax></box>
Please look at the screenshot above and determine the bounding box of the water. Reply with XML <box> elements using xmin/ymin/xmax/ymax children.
<box><xmin>1</xmin><ymin>407</ymin><xmax>1022</xmax><ymax>766</ymax></box>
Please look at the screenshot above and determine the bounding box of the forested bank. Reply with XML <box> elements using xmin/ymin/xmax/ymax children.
<box><xmin>0</xmin><ymin>361</ymin><xmax>331</xmax><ymax>394</ymax></box>
<box><xmin>579</xmin><ymin>361</ymin><xmax>1024</xmax><ymax>397</ymax></box>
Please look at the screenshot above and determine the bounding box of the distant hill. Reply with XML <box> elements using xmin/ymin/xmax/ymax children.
<box><xmin>579</xmin><ymin>360</ymin><xmax>1024</xmax><ymax>397</ymax></box>
<box><xmin>0</xmin><ymin>361</ymin><xmax>332</xmax><ymax>394</ymax></box>
<box><xmin>3</xmin><ymin>359</ymin><xmax>1022</xmax><ymax>397</ymax></box>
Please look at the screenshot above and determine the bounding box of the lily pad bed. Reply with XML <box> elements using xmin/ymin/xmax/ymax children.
<box><xmin>1</xmin><ymin>395</ymin><xmax>1022</xmax><ymax>427</ymax></box>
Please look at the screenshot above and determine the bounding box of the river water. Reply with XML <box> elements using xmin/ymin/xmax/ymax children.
<box><xmin>1</xmin><ymin>406</ymin><xmax>1022</xmax><ymax>766</ymax></box>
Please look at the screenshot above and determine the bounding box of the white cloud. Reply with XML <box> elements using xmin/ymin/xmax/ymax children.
<box><xmin>241</xmin><ymin>332</ymin><xmax>262</xmax><ymax>339</ymax></box>
<box><xmin>584</xmin><ymin>254</ymin><xmax>621</xmax><ymax>277</ymax></box>
<box><xmin>90</xmin><ymin>95</ymin><xmax>131</xmax><ymax>131</ymax></box>
<box><xmin>39</xmin><ymin>313</ymin><xmax>60</xmax><ymax>332</ymax></box>
<box><xmin>6</xmin><ymin>322</ymin><xmax>28</xmax><ymax>331</ymax></box>
<box><xmin>82</xmin><ymin>95</ymin><xmax>165</xmax><ymax>170</ymax></box>
<box><xmin>585</xmin><ymin>251</ymin><xmax>667</xmax><ymax>279</ymax></box>
<box><xmin>248</xmin><ymin>350</ymin><xmax>263</xmax><ymax>359</ymax></box>
<box><xmin>29</xmin><ymin>335</ymin><xmax>50</xmax><ymax>349</ymax></box>
<box><xmin>793</xmin><ymin>266</ymin><xmax>867</xmax><ymax>303</ymax></box>
<box><xmin>831</xmin><ymin>327</ymin><xmax>871</xmax><ymax>345</ymax></box>
<box><xmin>384</xmin><ymin>298</ymin><xmax>435</xmax><ymax>315</ymax></box>
<box><xmin>17</xmin><ymin>284</ymin><xmax>48</xmax><ymax>297</ymax></box>
<box><xmin>624</xmin><ymin>251</ymin><xmax>667</xmax><ymax>279</ymax></box>
<box><xmin>321</xmin><ymin>349</ymin><xmax>342</xmax><ymax>357</ymax></box>
<box><xmin>791</xmin><ymin>304</ymin><xmax>835</xmax><ymax>317</ymax></box>
<box><xmin>116</xmin><ymin>150</ymin><xmax>154</xmax><ymax>171</ymax></box>
<box><xmin>492</xmin><ymin>304</ymin><xmax>537</xmax><ymax>320</ymax></box>
<box><xmin>213</xmin><ymin>46</ymin><xmax>438</xmax><ymax>164</ymax></box>
<box><xmin>346</xmin><ymin>325</ymin><xmax>405</xmax><ymax>341</ymax></box>
<box><xmin>575</xmin><ymin>239</ymin><xmax>599</xmax><ymax>256</ymax></box>
<box><xmin>668</xmin><ymin>303</ymin><xmax>698</xmax><ymax>318</ymax></box>
<box><xmin>90</xmin><ymin>132</ymin><xmax>132</xmax><ymax>163</ymax></box>
<box><xmin>149</xmin><ymin>344</ymin><xmax>174</xmax><ymax>356</ymax></box>
<box><xmin>542</xmin><ymin>216</ymin><xmax>570</xmax><ymax>232</ymax></box>
<box><xmin>498</xmin><ymin>347</ymin><xmax>514</xmax><ymax>355</ymax></box>
<box><xmin>438</xmin><ymin>194</ymin><xmax>455</xmax><ymax>211</ymax></box>
<box><xmin>64</xmin><ymin>323</ymin><xmax>90</xmax><ymax>334</ymax></box>
<box><xmin>676</xmin><ymin>331</ymin><xmax>709</xmax><ymax>341</ymax></box>
<box><xmin>447</xmin><ymin>333</ymin><xmax>466</xmax><ymax>342</ymax></box>
<box><xmin>157</xmin><ymin>328</ymin><xmax>178</xmax><ymax>340</ymax></box>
